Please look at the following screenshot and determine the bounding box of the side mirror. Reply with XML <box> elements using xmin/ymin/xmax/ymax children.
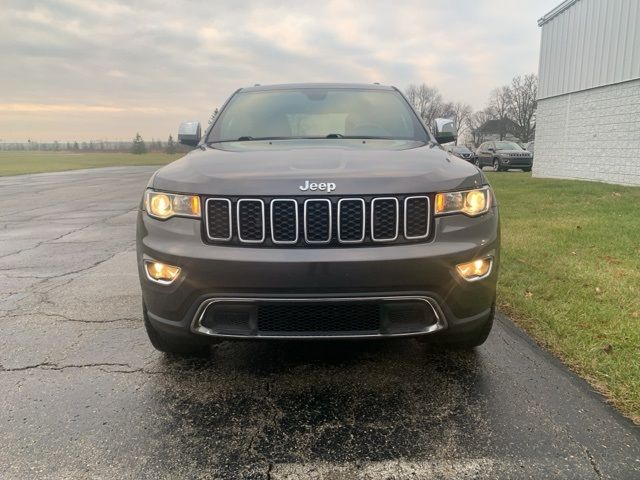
<box><xmin>178</xmin><ymin>121</ymin><xmax>202</xmax><ymax>147</ymax></box>
<box><xmin>433</xmin><ymin>118</ymin><xmax>456</xmax><ymax>144</ymax></box>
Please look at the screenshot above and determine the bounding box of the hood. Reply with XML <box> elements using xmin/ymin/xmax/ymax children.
<box><xmin>153</xmin><ymin>139</ymin><xmax>485</xmax><ymax>196</ymax></box>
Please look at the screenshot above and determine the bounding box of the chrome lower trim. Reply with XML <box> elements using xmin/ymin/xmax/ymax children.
<box><xmin>190</xmin><ymin>295</ymin><xmax>448</xmax><ymax>339</ymax></box>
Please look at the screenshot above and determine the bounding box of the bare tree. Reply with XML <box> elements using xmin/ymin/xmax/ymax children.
<box><xmin>468</xmin><ymin>110</ymin><xmax>491</xmax><ymax>147</ymax></box>
<box><xmin>405</xmin><ymin>83</ymin><xmax>445</xmax><ymax>129</ymax></box>
<box><xmin>487</xmin><ymin>86</ymin><xmax>512</xmax><ymax>140</ymax></box>
<box><xmin>509</xmin><ymin>74</ymin><xmax>537</xmax><ymax>143</ymax></box>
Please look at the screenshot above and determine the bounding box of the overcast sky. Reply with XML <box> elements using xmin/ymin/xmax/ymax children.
<box><xmin>0</xmin><ymin>0</ymin><xmax>560</xmax><ymax>142</ymax></box>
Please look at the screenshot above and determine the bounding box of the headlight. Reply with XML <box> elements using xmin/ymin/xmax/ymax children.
<box><xmin>434</xmin><ymin>186</ymin><xmax>492</xmax><ymax>217</ymax></box>
<box><xmin>144</xmin><ymin>189</ymin><xmax>201</xmax><ymax>220</ymax></box>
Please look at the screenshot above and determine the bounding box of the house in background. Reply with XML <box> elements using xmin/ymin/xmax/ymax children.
<box><xmin>534</xmin><ymin>0</ymin><xmax>640</xmax><ymax>186</ymax></box>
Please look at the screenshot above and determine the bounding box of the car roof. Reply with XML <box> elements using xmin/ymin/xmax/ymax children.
<box><xmin>239</xmin><ymin>82</ymin><xmax>396</xmax><ymax>92</ymax></box>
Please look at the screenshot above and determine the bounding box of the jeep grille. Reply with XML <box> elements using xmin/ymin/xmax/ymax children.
<box><xmin>204</xmin><ymin>195</ymin><xmax>432</xmax><ymax>247</ymax></box>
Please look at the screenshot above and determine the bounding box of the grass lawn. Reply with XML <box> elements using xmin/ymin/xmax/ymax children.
<box><xmin>0</xmin><ymin>151</ymin><xmax>181</xmax><ymax>176</ymax></box>
<box><xmin>487</xmin><ymin>171</ymin><xmax>640</xmax><ymax>423</ymax></box>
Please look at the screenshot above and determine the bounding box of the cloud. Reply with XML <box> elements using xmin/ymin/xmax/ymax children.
<box><xmin>0</xmin><ymin>0</ymin><xmax>560</xmax><ymax>141</ymax></box>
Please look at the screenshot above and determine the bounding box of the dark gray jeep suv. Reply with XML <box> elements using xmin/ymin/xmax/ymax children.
<box><xmin>136</xmin><ymin>83</ymin><xmax>500</xmax><ymax>354</ymax></box>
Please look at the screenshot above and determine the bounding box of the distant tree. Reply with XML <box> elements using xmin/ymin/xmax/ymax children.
<box><xmin>508</xmin><ymin>74</ymin><xmax>537</xmax><ymax>143</ymax></box>
<box><xmin>66</xmin><ymin>142</ymin><xmax>72</xmax><ymax>150</ymax></box>
<box><xmin>208</xmin><ymin>107</ymin><xmax>219</xmax><ymax>125</ymax></box>
<box><xmin>405</xmin><ymin>83</ymin><xmax>445</xmax><ymax>129</ymax></box>
<box><xmin>73</xmin><ymin>141</ymin><xmax>80</xmax><ymax>151</ymax></box>
<box><xmin>53</xmin><ymin>141</ymin><xmax>60</xmax><ymax>151</ymax></box>
<box><xmin>165</xmin><ymin>135</ymin><xmax>176</xmax><ymax>154</ymax></box>
<box><xmin>130</xmin><ymin>133</ymin><xmax>147</xmax><ymax>154</ymax></box>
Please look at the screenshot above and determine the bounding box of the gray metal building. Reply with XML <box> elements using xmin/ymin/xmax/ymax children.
<box><xmin>534</xmin><ymin>0</ymin><xmax>640</xmax><ymax>185</ymax></box>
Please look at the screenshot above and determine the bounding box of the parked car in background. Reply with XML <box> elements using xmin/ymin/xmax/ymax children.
<box><xmin>446</xmin><ymin>145</ymin><xmax>476</xmax><ymax>163</ymax></box>
<box><xmin>475</xmin><ymin>141</ymin><xmax>533</xmax><ymax>172</ymax></box>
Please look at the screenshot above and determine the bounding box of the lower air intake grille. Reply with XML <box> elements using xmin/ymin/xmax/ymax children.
<box><xmin>257</xmin><ymin>303</ymin><xmax>380</xmax><ymax>332</ymax></box>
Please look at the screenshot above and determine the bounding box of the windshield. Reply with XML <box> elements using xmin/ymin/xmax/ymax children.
<box><xmin>453</xmin><ymin>146</ymin><xmax>471</xmax><ymax>153</ymax></box>
<box><xmin>494</xmin><ymin>141</ymin><xmax>523</xmax><ymax>151</ymax></box>
<box><xmin>207</xmin><ymin>88</ymin><xmax>428</xmax><ymax>143</ymax></box>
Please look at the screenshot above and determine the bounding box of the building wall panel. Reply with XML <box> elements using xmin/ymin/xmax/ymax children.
<box><xmin>533</xmin><ymin>79</ymin><xmax>640</xmax><ymax>185</ymax></box>
<box><xmin>538</xmin><ymin>0</ymin><xmax>640</xmax><ymax>99</ymax></box>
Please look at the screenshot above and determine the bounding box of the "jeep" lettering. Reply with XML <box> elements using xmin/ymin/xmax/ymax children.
<box><xmin>299</xmin><ymin>180</ymin><xmax>336</xmax><ymax>193</ymax></box>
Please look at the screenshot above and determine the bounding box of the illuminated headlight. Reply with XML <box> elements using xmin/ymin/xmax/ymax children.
<box><xmin>144</xmin><ymin>260</ymin><xmax>181</xmax><ymax>284</ymax></box>
<box><xmin>456</xmin><ymin>257</ymin><xmax>493</xmax><ymax>281</ymax></box>
<box><xmin>144</xmin><ymin>189</ymin><xmax>201</xmax><ymax>220</ymax></box>
<box><xmin>434</xmin><ymin>187</ymin><xmax>492</xmax><ymax>217</ymax></box>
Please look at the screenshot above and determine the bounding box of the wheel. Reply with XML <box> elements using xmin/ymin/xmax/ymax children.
<box><xmin>419</xmin><ymin>304</ymin><xmax>494</xmax><ymax>350</ymax></box>
<box><xmin>522</xmin><ymin>167</ymin><xmax>531</xmax><ymax>172</ymax></box>
<box><xmin>143</xmin><ymin>303</ymin><xmax>210</xmax><ymax>356</ymax></box>
<box><xmin>493</xmin><ymin>158</ymin><xmax>502</xmax><ymax>172</ymax></box>
<box><xmin>474</xmin><ymin>158</ymin><xmax>481</xmax><ymax>169</ymax></box>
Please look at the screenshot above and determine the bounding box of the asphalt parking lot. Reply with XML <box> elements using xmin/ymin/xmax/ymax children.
<box><xmin>1</xmin><ymin>167</ymin><xmax>638</xmax><ymax>479</ymax></box>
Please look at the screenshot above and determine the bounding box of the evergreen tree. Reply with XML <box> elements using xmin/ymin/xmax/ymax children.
<box><xmin>165</xmin><ymin>134</ymin><xmax>176</xmax><ymax>154</ymax></box>
<box><xmin>130</xmin><ymin>133</ymin><xmax>147</xmax><ymax>154</ymax></box>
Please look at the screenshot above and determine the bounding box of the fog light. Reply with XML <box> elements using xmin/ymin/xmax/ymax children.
<box><xmin>456</xmin><ymin>257</ymin><xmax>493</xmax><ymax>281</ymax></box>
<box><xmin>144</xmin><ymin>260</ymin><xmax>181</xmax><ymax>284</ymax></box>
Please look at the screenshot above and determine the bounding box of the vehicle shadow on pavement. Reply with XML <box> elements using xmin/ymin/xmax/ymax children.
<box><xmin>146</xmin><ymin>340</ymin><xmax>491</xmax><ymax>474</ymax></box>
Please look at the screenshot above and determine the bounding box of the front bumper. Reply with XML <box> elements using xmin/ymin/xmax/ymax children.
<box><xmin>137</xmin><ymin>207</ymin><xmax>499</xmax><ymax>341</ymax></box>
<box><xmin>501</xmin><ymin>156</ymin><xmax>533</xmax><ymax>168</ymax></box>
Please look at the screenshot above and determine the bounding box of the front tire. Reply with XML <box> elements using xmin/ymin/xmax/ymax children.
<box><xmin>143</xmin><ymin>303</ymin><xmax>210</xmax><ymax>356</ymax></box>
<box><xmin>474</xmin><ymin>158</ymin><xmax>482</xmax><ymax>169</ymax></box>
<box><xmin>522</xmin><ymin>167</ymin><xmax>531</xmax><ymax>172</ymax></box>
<box><xmin>493</xmin><ymin>158</ymin><xmax>503</xmax><ymax>172</ymax></box>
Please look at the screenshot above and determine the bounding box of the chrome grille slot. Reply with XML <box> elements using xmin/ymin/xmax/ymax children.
<box><xmin>237</xmin><ymin>199</ymin><xmax>265</xmax><ymax>243</ymax></box>
<box><xmin>404</xmin><ymin>196</ymin><xmax>430</xmax><ymax>239</ymax></box>
<box><xmin>371</xmin><ymin>197</ymin><xmax>399</xmax><ymax>242</ymax></box>
<box><xmin>304</xmin><ymin>199</ymin><xmax>332</xmax><ymax>244</ymax></box>
<box><xmin>337</xmin><ymin>198</ymin><xmax>365</xmax><ymax>243</ymax></box>
<box><xmin>270</xmin><ymin>199</ymin><xmax>298</xmax><ymax>244</ymax></box>
<box><xmin>205</xmin><ymin>198</ymin><xmax>232</xmax><ymax>241</ymax></box>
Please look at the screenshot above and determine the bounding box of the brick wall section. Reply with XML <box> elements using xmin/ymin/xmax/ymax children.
<box><xmin>533</xmin><ymin>78</ymin><xmax>640</xmax><ymax>186</ymax></box>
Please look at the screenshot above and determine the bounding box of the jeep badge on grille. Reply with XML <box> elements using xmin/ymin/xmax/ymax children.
<box><xmin>299</xmin><ymin>181</ymin><xmax>336</xmax><ymax>193</ymax></box>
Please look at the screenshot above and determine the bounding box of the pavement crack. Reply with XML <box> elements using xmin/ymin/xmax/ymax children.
<box><xmin>0</xmin><ymin>209</ymin><xmax>134</xmax><ymax>260</ymax></box>
<box><xmin>0</xmin><ymin>361</ymin><xmax>132</xmax><ymax>372</ymax></box>
<box><xmin>585</xmin><ymin>448</ymin><xmax>603</xmax><ymax>480</ymax></box>
<box><xmin>34</xmin><ymin>312</ymin><xmax>140</xmax><ymax>324</ymax></box>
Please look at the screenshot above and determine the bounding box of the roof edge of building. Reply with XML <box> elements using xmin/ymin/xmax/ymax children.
<box><xmin>538</xmin><ymin>0</ymin><xmax>580</xmax><ymax>26</ymax></box>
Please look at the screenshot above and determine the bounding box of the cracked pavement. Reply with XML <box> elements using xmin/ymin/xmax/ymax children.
<box><xmin>1</xmin><ymin>166</ymin><xmax>639</xmax><ymax>479</ymax></box>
